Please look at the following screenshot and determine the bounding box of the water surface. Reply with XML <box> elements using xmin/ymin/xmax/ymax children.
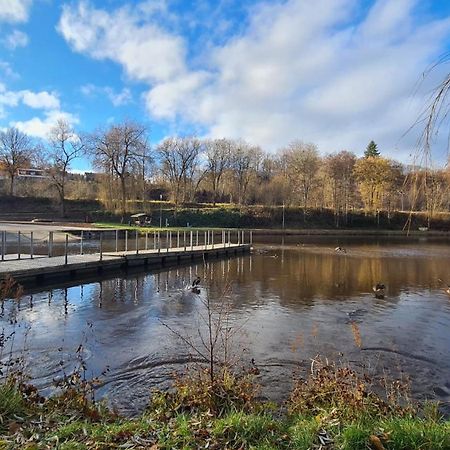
<box><xmin>1</xmin><ymin>236</ymin><xmax>450</xmax><ymax>415</ymax></box>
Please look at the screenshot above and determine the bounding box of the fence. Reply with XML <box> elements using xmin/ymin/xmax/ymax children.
<box><xmin>0</xmin><ymin>229</ymin><xmax>253</xmax><ymax>264</ymax></box>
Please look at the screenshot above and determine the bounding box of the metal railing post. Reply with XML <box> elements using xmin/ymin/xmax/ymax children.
<box><xmin>204</xmin><ymin>231</ymin><xmax>207</xmax><ymax>250</ymax></box>
<box><xmin>183</xmin><ymin>231</ymin><xmax>186</xmax><ymax>251</ymax></box>
<box><xmin>169</xmin><ymin>231</ymin><xmax>172</xmax><ymax>249</ymax></box>
<box><xmin>30</xmin><ymin>231</ymin><xmax>34</xmax><ymax>259</ymax></box>
<box><xmin>17</xmin><ymin>232</ymin><xmax>21</xmax><ymax>260</ymax></box>
<box><xmin>125</xmin><ymin>230</ymin><xmax>128</xmax><ymax>253</ymax></box>
<box><xmin>177</xmin><ymin>231</ymin><xmax>180</xmax><ymax>249</ymax></box>
<box><xmin>166</xmin><ymin>230</ymin><xmax>169</xmax><ymax>253</ymax></box>
<box><xmin>158</xmin><ymin>231</ymin><xmax>161</xmax><ymax>254</ymax></box>
<box><xmin>153</xmin><ymin>231</ymin><xmax>157</xmax><ymax>250</ymax></box>
<box><xmin>99</xmin><ymin>232</ymin><xmax>103</xmax><ymax>261</ymax></box>
<box><xmin>47</xmin><ymin>231</ymin><xmax>53</xmax><ymax>258</ymax></box>
<box><xmin>136</xmin><ymin>230</ymin><xmax>139</xmax><ymax>255</ymax></box>
<box><xmin>237</xmin><ymin>230</ymin><xmax>240</xmax><ymax>245</ymax></box>
<box><xmin>64</xmin><ymin>233</ymin><xmax>68</xmax><ymax>265</ymax></box>
<box><xmin>115</xmin><ymin>229</ymin><xmax>119</xmax><ymax>253</ymax></box>
<box><xmin>196</xmin><ymin>230</ymin><xmax>199</xmax><ymax>247</ymax></box>
<box><xmin>80</xmin><ymin>230</ymin><xmax>84</xmax><ymax>255</ymax></box>
<box><xmin>1</xmin><ymin>231</ymin><xmax>5</xmax><ymax>260</ymax></box>
<box><xmin>250</xmin><ymin>230</ymin><xmax>253</xmax><ymax>245</ymax></box>
<box><xmin>212</xmin><ymin>230</ymin><xmax>214</xmax><ymax>249</ymax></box>
<box><xmin>242</xmin><ymin>230</ymin><xmax>245</xmax><ymax>244</ymax></box>
<box><xmin>145</xmin><ymin>232</ymin><xmax>148</xmax><ymax>250</ymax></box>
<box><xmin>228</xmin><ymin>230</ymin><xmax>231</xmax><ymax>247</ymax></box>
<box><xmin>190</xmin><ymin>231</ymin><xmax>193</xmax><ymax>250</ymax></box>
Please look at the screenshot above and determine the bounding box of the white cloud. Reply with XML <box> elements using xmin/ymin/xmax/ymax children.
<box><xmin>12</xmin><ymin>110</ymin><xmax>79</xmax><ymax>139</ymax></box>
<box><xmin>80</xmin><ymin>83</ymin><xmax>132</xmax><ymax>106</ymax></box>
<box><xmin>0</xmin><ymin>0</ymin><xmax>32</xmax><ymax>23</ymax></box>
<box><xmin>0</xmin><ymin>61</ymin><xmax>19</xmax><ymax>79</ymax></box>
<box><xmin>20</xmin><ymin>90</ymin><xmax>60</xmax><ymax>109</ymax></box>
<box><xmin>0</xmin><ymin>83</ymin><xmax>75</xmax><ymax>138</ymax></box>
<box><xmin>58</xmin><ymin>1</ymin><xmax>186</xmax><ymax>83</ymax></box>
<box><xmin>58</xmin><ymin>0</ymin><xmax>450</xmax><ymax>160</ymax></box>
<box><xmin>3</xmin><ymin>29</ymin><xmax>29</xmax><ymax>49</ymax></box>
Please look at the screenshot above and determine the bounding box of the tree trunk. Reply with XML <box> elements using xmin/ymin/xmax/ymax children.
<box><xmin>9</xmin><ymin>175</ymin><xmax>14</xmax><ymax>196</ymax></box>
<box><xmin>120</xmin><ymin>176</ymin><xmax>127</xmax><ymax>218</ymax></box>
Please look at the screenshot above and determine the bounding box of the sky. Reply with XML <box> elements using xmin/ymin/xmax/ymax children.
<box><xmin>0</xmin><ymin>0</ymin><xmax>450</xmax><ymax>172</ymax></box>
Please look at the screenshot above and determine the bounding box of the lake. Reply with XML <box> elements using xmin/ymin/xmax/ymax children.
<box><xmin>1</xmin><ymin>235</ymin><xmax>450</xmax><ymax>416</ymax></box>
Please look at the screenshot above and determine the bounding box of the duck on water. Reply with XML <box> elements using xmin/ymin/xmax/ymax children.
<box><xmin>373</xmin><ymin>283</ymin><xmax>386</xmax><ymax>298</ymax></box>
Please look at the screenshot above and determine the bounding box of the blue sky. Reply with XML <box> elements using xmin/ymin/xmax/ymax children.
<box><xmin>1</xmin><ymin>0</ymin><xmax>450</xmax><ymax>171</ymax></box>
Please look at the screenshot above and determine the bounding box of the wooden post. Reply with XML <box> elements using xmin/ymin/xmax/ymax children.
<box><xmin>80</xmin><ymin>230</ymin><xmax>84</xmax><ymax>255</ymax></box>
<box><xmin>64</xmin><ymin>233</ymin><xmax>68</xmax><ymax>265</ymax></box>
<box><xmin>17</xmin><ymin>231</ymin><xmax>21</xmax><ymax>260</ymax></box>
<box><xmin>30</xmin><ymin>231</ymin><xmax>34</xmax><ymax>259</ymax></box>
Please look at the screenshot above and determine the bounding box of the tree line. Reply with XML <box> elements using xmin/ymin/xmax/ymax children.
<box><xmin>0</xmin><ymin>121</ymin><xmax>449</xmax><ymax>222</ymax></box>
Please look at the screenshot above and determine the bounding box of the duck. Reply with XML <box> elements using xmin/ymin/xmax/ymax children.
<box><xmin>446</xmin><ymin>285</ymin><xmax>450</xmax><ymax>295</ymax></box>
<box><xmin>372</xmin><ymin>283</ymin><xmax>386</xmax><ymax>298</ymax></box>
<box><xmin>249</xmin><ymin>358</ymin><xmax>260</xmax><ymax>375</ymax></box>
<box><xmin>335</xmin><ymin>246</ymin><xmax>346</xmax><ymax>253</ymax></box>
<box><xmin>192</xmin><ymin>276</ymin><xmax>201</xmax><ymax>287</ymax></box>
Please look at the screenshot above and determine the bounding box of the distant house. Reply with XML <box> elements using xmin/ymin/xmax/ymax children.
<box><xmin>17</xmin><ymin>168</ymin><xmax>47</xmax><ymax>179</ymax></box>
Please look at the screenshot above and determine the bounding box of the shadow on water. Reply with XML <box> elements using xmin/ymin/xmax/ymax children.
<box><xmin>1</xmin><ymin>235</ymin><xmax>450</xmax><ymax>415</ymax></box>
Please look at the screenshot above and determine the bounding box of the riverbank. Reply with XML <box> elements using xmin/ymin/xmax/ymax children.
<box><xmin>0</xmin><ymin>362</ymin><xmax>448</xmax><ymax>449</ymax></box>
<box><xmin>2</xmin><ymin>196</ymin><xmax>450</xmax><ymax>232</ymax></box>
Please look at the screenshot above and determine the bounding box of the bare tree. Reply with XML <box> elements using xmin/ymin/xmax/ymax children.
<box><xmin>47</xmin><ymin>119</ymin><xmax>84</xmax><ymax>217</ymax></box>
<box><xmin>88</xmin><ymin>122</ymin><xmax>149</xmax><ymax>218</ymax></box>
<box><xmin>230</xmin><ymin>141</ymin><xmax>262</xmax><ymax>207</ymax></box>
<box><xmin>157</xmin><ymin>137</ymin><xmax>203</xmax><ymax>207</ymax></box>
<box><xmin>324</xmin><ymin>151</ymin><xmax>357</xmax><ymax>224</ymax></box>
<box><xmin>284</xmin><ymin>141</ymin><xmax>319</xmax><ymax>211</ymax></box>
<box><xmin>0</xmin><ymin>127</ymin><xmax>34</xmax><ymax>196</ymax></box>
<box><xmin>204</xmin><ymin>139</ymin><xmax>232</xmax><ymax>206</ymax></box>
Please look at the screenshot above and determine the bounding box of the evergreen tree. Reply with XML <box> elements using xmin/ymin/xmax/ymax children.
<box><xmin>364</xmin><ymin>140</ymin><xmax>380</xmax><ymax>158</ymax></box>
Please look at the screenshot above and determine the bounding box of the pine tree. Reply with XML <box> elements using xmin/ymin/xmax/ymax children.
<box><xmin>364</xmin><ymin>140</ymin><xmax>380</xmax><ymax>158</ymax></box>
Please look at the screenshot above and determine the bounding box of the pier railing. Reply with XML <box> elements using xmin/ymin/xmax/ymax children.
<box><xmin>0</xmin><ymin>229</ymin><xmax>253</xmax><ymax>264</ymax></box>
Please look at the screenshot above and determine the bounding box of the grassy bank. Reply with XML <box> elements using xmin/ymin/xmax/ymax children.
<box><xmin>0</xmin><ymin>362</ymin><xmax>449</xmax><ymax>449</ymax></box>
<box><xmin>1</xmin><ymin>195</ymin><xmax>450</xmax><ymax>232</ymax></box>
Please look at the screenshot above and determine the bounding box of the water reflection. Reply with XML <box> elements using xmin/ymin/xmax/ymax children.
<box><xmin>1</xmin><ymin>237</ymin><xmax>450</xmax><ymax>415</ymax></box>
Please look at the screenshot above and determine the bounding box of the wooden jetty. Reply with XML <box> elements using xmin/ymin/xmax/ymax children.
<box><xmin>0</xmin><ymin>229</ymin><xmax>252</xmax><ymax>285</ymax></box>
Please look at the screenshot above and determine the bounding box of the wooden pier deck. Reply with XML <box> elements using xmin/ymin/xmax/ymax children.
<box><xmin>0</xmin><ymin>243</ymin><xmax>251</xmax><ymax>285</ymax></box>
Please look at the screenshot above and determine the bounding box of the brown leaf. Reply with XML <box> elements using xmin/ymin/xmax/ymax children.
<box><xmin>369</xmin><ymin>435</ymin><xmax>386</xmax><ymax>450</ymax></box>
